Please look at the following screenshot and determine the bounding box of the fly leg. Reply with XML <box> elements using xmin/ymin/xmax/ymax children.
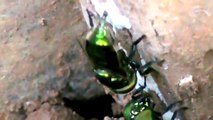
<box><xmin>132</xmin><ymin>76</ymin><xmax>147</xmax><ymax>98</ymax></box>
<box><xmin>128</xmin><ymin>35</ymin><xmax>147</xmax><ymax>60</ymax></box>
<box><xmin>86</xmin><ymin>9</ymin><xmax>95</xmax><ymax>27</ymax></box>
<box><xmin>163</xmin><ymin>101</ymin><xmax>188</xmax><ymax>120</ymax></box>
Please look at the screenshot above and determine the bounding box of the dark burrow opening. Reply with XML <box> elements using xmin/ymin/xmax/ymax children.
<box><xmin>63</xmin><ymin>94</ymin><xmax>120</xmax><ymax>119</ymax></box>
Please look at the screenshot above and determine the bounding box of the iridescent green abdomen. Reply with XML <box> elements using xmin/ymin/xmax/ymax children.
<box><xmin>85</xmin><ymin>22</ymin><xmax>137</xmax><ymax>93</ymax></box>
<box><xmin>94</xmin><ymin>67</ymin><xmax>136</xmax><ymax>93</ymax></box>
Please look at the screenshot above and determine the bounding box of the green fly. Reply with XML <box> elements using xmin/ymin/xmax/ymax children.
<box><xmin>79</xmin><ymin>9</ymin><xmax>156</xmax><ymax>94</ymax></box>
<box><xmin>123</xmin><ymin>84</ymin><xmax>187</xmax><ymax>120</ymax></box>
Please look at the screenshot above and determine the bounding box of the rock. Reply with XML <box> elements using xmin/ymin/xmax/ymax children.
<box><xmin>26</xmin><ymin>103</ymin><xmax>84</xmax><ymax>120</ymax></box>
<box><xmin>80</xmin><ymin>0</ymin><xmax>213</xmax><ymax>119</ymax></box>
<box><xmin>24</xmin><ymin>100</ymin><xmax>41</xmax><ymax>113</ymax></box>
<box><xmin>0</xmin><ymin>0</ymin><xmax>105</xmax><ymax>119</ymax></box>
<box><xmin>177</xmin><ymin>74</ymin><xmax>199</xmax><ymax>99</ymax></box>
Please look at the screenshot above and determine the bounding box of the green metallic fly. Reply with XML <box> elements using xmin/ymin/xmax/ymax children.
<box><xmin>79</xmin><ymin>9</ymin><xmax>157</xmax><ymax>94</ymax></box>
<box><xmin>78</xmin><ymin>9</ymin><xmax>187</xmax><ymax>120</ymax></box>
<box><xmin>123</xmin><ymin>84</ymin><xmax>187</xmax><ymax>120</ymax></box>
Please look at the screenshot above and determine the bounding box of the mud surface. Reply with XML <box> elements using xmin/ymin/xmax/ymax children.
<box><xmin>115</xmin><ymin>0</ymin><xmax>213</xmax><ymax>120</ymax></box>
<box><xmin>0</xmin><ymin>0</ymin><xmax>212</xmax><ymax>120</ymax></box>
<box><xmin>0</xmin><ymin>0</ymin><xmax>107</xmax><ymax>119</ymax></box>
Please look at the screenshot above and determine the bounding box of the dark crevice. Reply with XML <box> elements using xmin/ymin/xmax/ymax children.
<box><xmin>62</xmin><ymin>95</ymin><xmax>115</xmax><ymax>120</ymax></box>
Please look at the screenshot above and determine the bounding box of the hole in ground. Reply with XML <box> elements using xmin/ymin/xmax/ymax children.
<box><xmin>63</xmin><ymin>95</ymin><xmax>116</xmax><ymax>119</ymax></box>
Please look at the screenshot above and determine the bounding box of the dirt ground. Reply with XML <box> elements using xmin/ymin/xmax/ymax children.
<box><xmin>0</xmin><ymin>0</ymin><xmax>95</xmax><ymax>119</ymax></box>
<box><xmin>80</xmin><ymin>0</ymin><xmax>213</xmax><ymax>120</ymax></box>
<box><xmin>114</xmin><ymin>0</ymin><xmax>213</xmax><ymax>120</ymax></box>
<box><xmin>0</xmin><ymin>0</ymin><xmax>212</xmax><ymax>120</ymax></box>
